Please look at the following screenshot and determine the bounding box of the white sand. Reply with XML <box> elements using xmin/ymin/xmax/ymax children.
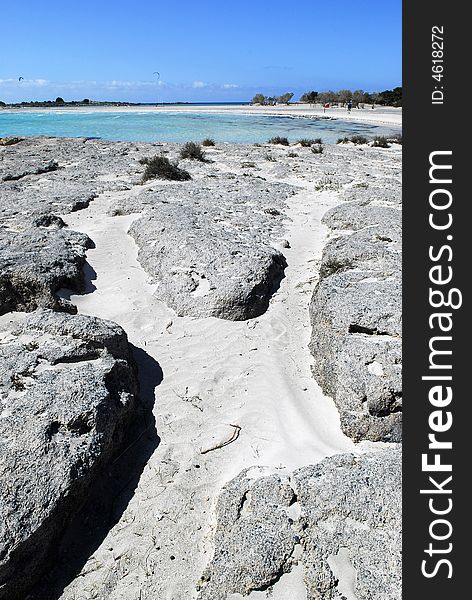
<box><xmin>2</xmin><ymin>103</ymin><xmax>402</xmax><ymax>128</ymax></box>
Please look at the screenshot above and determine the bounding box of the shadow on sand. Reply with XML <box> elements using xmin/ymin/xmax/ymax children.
<box><xmin>27</xmin><ymin>345</ymin><xmax>163</xmax><ymax>599</ymax></box>
<box><xmin>80</xmin><ymin>261</ymin><xmax>98</xmax><ymax>295</ymax></box>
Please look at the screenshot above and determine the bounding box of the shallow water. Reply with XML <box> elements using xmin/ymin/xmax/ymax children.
<box><xmin>0</xmin><ymin>109</ymin><xmax>399</xmax><ymax>143</ymax></box>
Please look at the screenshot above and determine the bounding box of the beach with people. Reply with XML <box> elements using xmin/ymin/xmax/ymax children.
<box><xmin>1</xmin><ymin>103</ymin><xmax>402</xmax><ymax>128</ymax></box>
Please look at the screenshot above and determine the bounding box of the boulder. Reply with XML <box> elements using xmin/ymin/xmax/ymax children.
<box><xmin>128</xmin><ymin>177</ymin><xmax>294</xmax><ymax>320</ymax></box>
<box><xmin>197</xmin><ymin>468</ymin><xmax>299</xmax><ymax>599</ymax></box>
<box><xmin>322</xmin><ymin>202</ymin><xmax>400</xmax><ymax>232</ymax></box>
<box><xmin>310</xmin><ymin>192</ymin><xmax>402</xmax><ymax>442</ymax></box>
<box><xmin>0</xmin><ymin>310</ymin><xmax>139</xmax><ymax>600</ymax></box>
<box><xmin>294</xmin><ymin>448</ymin><xmax>402</xmax><ymax>600</ymax></box>
<box><xmin>198</xmin><ymin>449</ymin><xmax>402</xmax><ymax>600</ymax></box>
<box><xmin>0</xmin><ymin>227</ymin><xmax>92</xmax><ymax>315</ymax></box>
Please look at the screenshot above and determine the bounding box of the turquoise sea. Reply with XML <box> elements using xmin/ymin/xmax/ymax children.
<box><xmin>0</xmin><ymin>109</ymin><xmax>399</xmax><ymax>144</ymax></box>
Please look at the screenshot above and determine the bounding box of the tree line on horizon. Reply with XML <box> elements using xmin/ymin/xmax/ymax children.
<box><xmin>251</xmin><ymin>87</ymin><xmax>402</xmax><ymax>107</ymax></box>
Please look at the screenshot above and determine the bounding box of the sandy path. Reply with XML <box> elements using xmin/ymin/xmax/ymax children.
<box><xmin>57</xmin><ymin>166</ymin><xmax>366</xmax><ymax>598</ymax></box>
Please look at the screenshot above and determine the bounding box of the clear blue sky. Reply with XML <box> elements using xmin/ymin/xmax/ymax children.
<box><xmin>1</xmin><ymin>0</ymin><xmax>401</xmax><ymax>103</ymax></box>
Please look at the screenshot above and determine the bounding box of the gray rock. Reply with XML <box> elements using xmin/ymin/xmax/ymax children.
<box><xmin>198</xmin><ymin>449</ymin><xmax>401</xmax><ymax>600</ymax></box>
<box><xmin>319</xmin><ymin>224</ymin><xmax>401</xmax><ymax>279</ymax></box>
<box><xmin>0</xmin><ymin>310</ymin><xmax>139</xmax><ymax>600</ymax></box>
<box><xmin>127</xmin><ymin>177</ymin><xmax>294</xmax><ymax>320</ymax></box>
<box><xmin>322</xmin><ymin>202</ymin><xmax>400</xmax><ymax>232</ymax></box>
<box><xmin>0</xmin><ymin>227</ymin><xmax>93</xmax><ymax>315</ymax></box>
<box><xmin>310</xmin><ymin>182</ymin><xmax>402</xmax><ymax>442</ymax></box>
<box><xmin>0</xmin><ymin>136</ymin><xmax>167</xmax><ymax>229</ymax></box>
<box><xmin>197</xmin><ymin>469</ymin><xmax>299</xmax><ymax>599</ymax></box>
<box><xmin>1</xmin><ymin>158</ymin><xmax>58</xmax><ymax>182</ymax></box>
<box><xmin>341</xmin><ymin>181</ymin><xmax>402</xmax><ymax>205</ymax></box>
<box><xmin>294</xmin><ymin>448</ymin><xmax>402</xmax><ymax>600</ymax></box>
<box><xmin>1</xmin><ymin>138</ymin><xmax>297</xmax><ymax>321</ymax></box>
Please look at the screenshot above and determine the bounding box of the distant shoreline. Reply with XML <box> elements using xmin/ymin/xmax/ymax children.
<box><xmin>1</xmin><ymin>103</ymin><xmax>402</xmax><ymax>128</ymax></box>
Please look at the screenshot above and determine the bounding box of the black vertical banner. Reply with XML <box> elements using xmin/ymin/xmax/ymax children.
<box><xmin>403</xmin><ymin>2</ymin><xmax>468</xmax><ymax>598</ymax></box>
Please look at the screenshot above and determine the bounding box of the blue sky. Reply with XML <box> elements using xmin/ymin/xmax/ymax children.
<box><xmin>1</xmin><ymin>0</ymin><xmax>401</xmax><ymax>103</ymax></box>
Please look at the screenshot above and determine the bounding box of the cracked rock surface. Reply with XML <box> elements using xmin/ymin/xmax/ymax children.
<box><xmin>0</xmin><ymin>310</ymin><xmax>138</xmax><ymax>600</ymax></box>
<box><xmin>0</xmin><ymin>137</ymin><xmax>143</xmax><ymax>316</ymax></box>
<box><xmin>199</xmin><ymin>448</ymin><xmax>401</xmax><ymax>600</ymax></box>
<box><xmin>197</xmin><ymin>469</ymin><xmax>299</xmax><ymax>599</ymax></box>
<box><xmin>1</xmin><ymin>137</ymin><xmax>295</xmax><ymax>320</ymax></box>
<box><xmin>0</xmin><ymin>227</ymin><xmax>92</xmax><ymax>315</ymax></box>
<box><xmin>126</xmin><ymin>177</ymin><xmax>294</xmax><ymax>319</ymax></box>
<box><xmin>310</xmin><ymin>178</ymin><xmax>402</xmax><ymax>442</ymax></box>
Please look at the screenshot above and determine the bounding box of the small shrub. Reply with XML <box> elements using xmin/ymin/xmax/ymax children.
<box><xmin>297</xmin><ymin>138</ymin><xmax>322</xmax><ymax>146</ymax></box>
<box><xmin>140</xmin><ymin>155</ymin><xmax>191</xmax><ymax>183</ymax></box>
<box><xmin>337</xmin><ymin>135</ymin><xmax>369</xmax><ymax>145</ymax></box>
<box><xmin>287</xmin><ymin>152</ymin><xmax>298</xmax><ymax>158</ymax></box>
<box><xmin>320</xmin><ymin>257</ymin><xmax>353</xmax><ymax>278</ymax></box>
<box><xmin>268</xmin><ymin>136</ymin><xmax>290</xmax><ymax>146</ymax></box>
<box><xmin>350</xmin><ymin>135</ymin><xmax>369</xmax><ymax>145</ymax></box>
<box><xmin>264</xmin><ymin>153</ymin><xmax>277</xmax><ymax>162</ymax></box>
<box><xmin>314</xmin><ymin>176</ymin><xmax>339</xmax><ymax>192</ymax></box>
<box><xmin>372</xmin><ymin>136</ymin><xmax>390</xmax><ymax>148</ymax></box>
<box><xmin>388</xmin><ymin>133</ymin><xmax>402</xmax><ymax>145</ymax></box>
<box><xmin>202</xmin><ymin>138</ymin><xmax>215</xmax><ymax>146</ymax></box>
<box><xmin>311</xmin><ymin>144</ymin><xmax>324</xmax><ymax>154</ymax></box>
<box><xmin>241</xmin><ymin>161</ymin><xmax>256</xmax><ymax>168</ymax></box>
<box><xmin>180</xmin><ymin>141</ymin><xmax>206</xmax><ymax>161</ymax></box>
<box><xmin>110</xmin><ymin>207</ymin><xmax>125</xmax><ymax>216</ymax></box>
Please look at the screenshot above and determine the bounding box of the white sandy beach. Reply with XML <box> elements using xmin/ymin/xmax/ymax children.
<box><xmin>1</xmin><ymin>103</ymin><xmax>402</xmax><ymax>128</ymax></box>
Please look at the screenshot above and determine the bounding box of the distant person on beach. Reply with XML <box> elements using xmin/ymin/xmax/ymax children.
<box><xmin>347</xmin><ymin>100</ymin><xmax>352</xmax><ymax>112</ymax></box>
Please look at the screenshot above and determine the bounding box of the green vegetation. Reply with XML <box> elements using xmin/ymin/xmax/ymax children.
<box><xmin>298</xmin><ymin>86</ymin><xmax>402</xmax><ymax>107</ymax></box>
<box><xmin>297</xmin><ymin>138</ymin><xmax>322</xmax><ymax>147</ymax></box>
<box><xmin>388</xmin><ymin>133</ymin><xmax>402</xmax><ymax>145</ymax></box>
<box><xmin>311</xmin><ymin>144</ymin><xmax>324</xmax><ymax>154</ymax></box>
<box><xmin>180</xmin><ymin>142</ymin><xmax>207</xmax><ymax>161</ymax></box>
<box><xmin>268</xmin><ymin>136</ymin><xmax>290</xmax><ymax>146</ymax></box>
<box><xmin>299</xmin><ymin>91</ymin><xmax>318</xmax><ymax>104</ymax></box>
<box><xmin>202</xmin><ymin>138</ymin><xmax>215</xmax><ymax>146</ymax></box>
<box><xmin>251</xmin><ymin>92</ymin><xmax>294</xmax><ymax>105</ymax></box>
<box><xmin>314</xmin><ymin>176</ymin><xmax>339</xmax><ymax>192</ymax></box>
<box><xmin>140</xmin><ymin>155</ymin><xmax>191</xmax><ymax>182</ymax></box>
<box><xmin>337</xmin><ymin>135</ymin><xmax>369</xmax><ymax>145</ymax></box>
<box><xmin>372</xmin><ymin>136</ymin><xmax>390</xmax><ymax>148</ymax></box>
<box><xmin>377</xmin><ymin>87</ymin><xmax>402</xmax><ymax>107</ymax></box>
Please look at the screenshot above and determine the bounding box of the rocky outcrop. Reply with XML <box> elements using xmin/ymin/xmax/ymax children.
<box><xmin>197</xmin><ymin>448</ymin><xmax>401</xmax><ymax>600</ymax></box>
<box><xmin>1</xmin><ymin>138</ymin><xmax>295</xmax><ymax>321</ymax></box>
<box><xmin>1</xmin><ymin>158</ymin><xmax>58</xmax><ymax>182</ymax></box>
<box><xmin>127</xmin><ymin>177</ymin><xmax>294</xmax><ymax>320</ymax></box>
<box><xmin>294</xmin><ymin>449</ymin><xmax>402</xmax><ymax>600</ymax></box>
<box><xmin>0</xmin><ymin>227</ymin><xmax>93</xmax><ymax>315</ymax></box>
<box><xmin>197</xmin><ymin>469</ymin><xmax>299</xmax><ymax>599</ymax></box>
<box><xmin>310</xmin><ymin>193</ymin><xmax>402</xmax><ymax>442</ymax></box>
<box><xmin>0</xmin><ymin>137</ymin><xmax>139</xmax><ymax>226</ymax></box>
<box><xmin>0</xmin><ymin>310</ymin><xmax>139</xmax><ymax>600</ymax></box>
